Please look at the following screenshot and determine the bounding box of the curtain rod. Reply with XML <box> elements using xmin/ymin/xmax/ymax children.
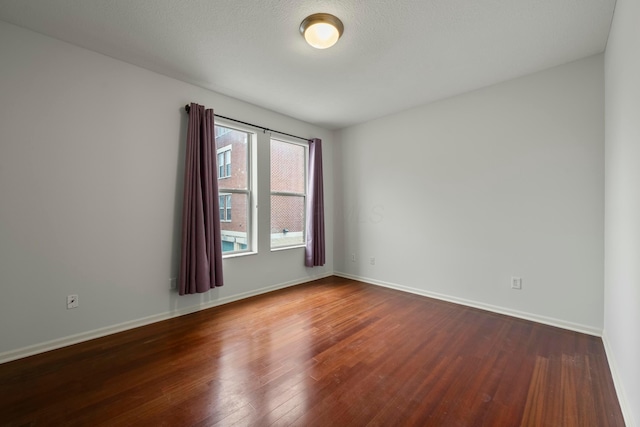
<box><xmin>184</xmin><ymin>104</ymin><xmax>310</xmax><ymax>142</ymax></box>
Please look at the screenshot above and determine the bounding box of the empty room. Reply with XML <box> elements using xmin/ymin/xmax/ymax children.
<box><xmin>0</xmin><ymin>0</ymin><xmax>637</xmax><ymax>426</ymax></box>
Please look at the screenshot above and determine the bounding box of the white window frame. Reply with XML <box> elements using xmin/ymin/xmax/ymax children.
<box><xmin>215</xmin><ymin>120</ymin><xmax>256</xmax><ymax>257</ymax></box>
<box><xmin>270</xmin><ymin>137</ymin><xmax>308</xmax><ymax>251</ymax></box>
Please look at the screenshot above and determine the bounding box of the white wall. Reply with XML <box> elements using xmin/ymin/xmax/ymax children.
<box><xmin>604</xmin><ymin>0</ymin><xmax>640</xmax><ymax>423</ymax></box>
<box><xmin>0</xmin><ymin>21</ymin><xmax>334</xmax><ymax>360</ymax></box>
<box><xmin>335</xmin><ymin>55</ymin><xmax>604</xmax><ymax>333</ymax></box>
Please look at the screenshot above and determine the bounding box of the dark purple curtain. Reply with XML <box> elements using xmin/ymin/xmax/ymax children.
<box><xmin>179</xmin><ymin>103</ymin><xmax>224</xmax><ymax>295</ymax></box>
<box><xmin>305</xmin><ymin>138</ymin><xmax>326</xmax><ymax>267</ymax></box>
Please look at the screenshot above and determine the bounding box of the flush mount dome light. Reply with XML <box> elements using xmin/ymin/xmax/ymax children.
<box><xmin>300</xmin><ymin>13</ymin><xmax>344</xmax><ymax>49</ymax></box>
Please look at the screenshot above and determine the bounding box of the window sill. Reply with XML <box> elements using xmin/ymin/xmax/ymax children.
<box><xmin>270</xmin><ymin>244</ymin><xmax>305</xmax><ymax>252</ymax></box>
<box><xmin>222</xmin><ymin>250</ymin><xmax>257</xmax><ymax>260</ymax></box>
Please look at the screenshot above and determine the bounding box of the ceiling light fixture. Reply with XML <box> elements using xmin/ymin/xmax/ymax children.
<box><xmin>300</xmin><ymin>13</ymin><xmax>344</xmax><ymax>49</ymax></box>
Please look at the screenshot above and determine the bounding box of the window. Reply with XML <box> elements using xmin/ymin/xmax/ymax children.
<box><xmin>215</xmin><ymin>124</ymin><xmax>252</xmax><ymax>254</ymax></box>
<box><xmin>270</xmin><ymin>138</ymin><xmax>307</xmax><ymax>249</ymax></box>
<box><xmin>219</xmin><ymin>194</ymin><xmax>232</xmax><ymax>222</ymax></box>
<box><xmin>215</xmin><ymin>126</ymin><xmax>232</xmax><ymax>138</ymax></box>
<box><xmin>217</xmin><ymin>147</ymin><xmax>231</xmax><ymax>179</ymax></box>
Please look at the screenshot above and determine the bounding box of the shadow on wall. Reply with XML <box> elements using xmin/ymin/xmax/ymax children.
<box><xmin>170</xmin><ymin>107</ymin><xmax>187</xmax><ymax>299</ymax></box>
<box><xmin>344</xmin><ymin>204</ymin><xmax>385</xmax><ymax>225</ymax></box>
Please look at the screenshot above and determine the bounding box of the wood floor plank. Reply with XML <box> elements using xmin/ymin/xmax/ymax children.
<box><xmin>0</xmin><ymin>276</ymin><xmax>625</xmax><ymax>426</ymax></box>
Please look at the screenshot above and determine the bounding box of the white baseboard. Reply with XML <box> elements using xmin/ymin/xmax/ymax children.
<box><xmin>1</xmin><ymin>271</ymin><xmax>604</xmax><ymax>364</ymax></box>
<box><xmin>0</xmin><ymin>273</ymin><xmax>332</xmax><ymax>365</ymax></box>
<box><xmin>5</xmin><ymin>271</ymin><xmax>626</xmax><ymax>422</ymax></box>
<box><xmin>334</xmin><ymin>271</ymin><xmax>603</xmax><ymax>337</ymax></box>
<box><xmin>602</xmin><ymin>332</ymin><xmax>636</xmax><ymax>427</ymax></box>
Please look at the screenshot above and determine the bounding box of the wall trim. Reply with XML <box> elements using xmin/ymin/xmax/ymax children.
<box><xmin>0</xmin><ymin>273</ymin><xmax>332</xmax><ymax>365</ymax></box>
<box><xmin>334</xmin><ymin>271</ymin><xmax>603</xmax><ymax>337</ymax></box>
<box><xmin>602</xmin><ymin>331</ymin><xmax>635</xmax><ymax>427</ymax></box>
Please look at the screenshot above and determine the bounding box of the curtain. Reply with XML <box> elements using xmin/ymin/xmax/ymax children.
<box><xmin>305</xmin><ymin>138</ymin><xmax>326</xmax><ymax>267</ymax></box>
<box><xmin>179</xmin><ymin>103</ymin><xmax>224</xmax><ymax>295</ymax></box>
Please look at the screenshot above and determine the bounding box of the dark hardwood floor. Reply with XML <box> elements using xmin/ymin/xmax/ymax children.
<box><xmin>0</xmin><ymin>276</ymin><xmax>625</xmax><ymax>426</ymax></box>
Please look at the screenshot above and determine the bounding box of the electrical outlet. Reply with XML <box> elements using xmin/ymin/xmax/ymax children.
<box><xmin>169</xmin><ymin>277</ymin><xmax>177</xmax><ymax>289</ymax></box>
<box><xmin>67</xmin><ymin>294</ymin><xmax>79</xmax><ymax>309</ymax></box>
<box><xmin>351</xmin><ymin>253</ymin><xmax>356</xmax><ymax>262</ymax></box>
<box><xmin>511</xmin><ymin>277</ymin><xmax>522</xmax><ymax>290</ymax></box>
<box><xmin>370</xmin><ymin>257</ymin><xmax>375</xmax><ymax>265</ymax></box>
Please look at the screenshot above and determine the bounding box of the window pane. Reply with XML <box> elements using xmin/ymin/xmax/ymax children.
<box><xmin>271</xmin><ymin>195</ymin><xmax>305</xmax><ymax>248</ymax></box>
<box><xmin>215</xmin><ymin>124</ymin><xmax>252</xmax><ymax>255</ymax></box>
<box><xmin>215</xmin><ymin>125</ymin><xmax>248</xmax><ymax>190</ymax></box>
<box><xmin>271</xmin><ymin>139</ymin><xmax>305</xmax><ymax>194</ymax></box>
<box><xmin>220</xmin><ymin>193</ymin><xmax>249</xmax><ymax>253</ymax></box>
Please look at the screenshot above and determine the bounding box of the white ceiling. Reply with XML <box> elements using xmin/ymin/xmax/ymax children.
<box><xmin>0</xmin><ymin>0</ymin><xmax>616</xmax><ymax>129</ymax></box>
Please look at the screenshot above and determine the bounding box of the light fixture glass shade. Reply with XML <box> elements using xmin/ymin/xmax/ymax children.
<box><xmin>300</xmin><ymin>13</ymin><xmax>344</xmax><ymax>49</ymax></box>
